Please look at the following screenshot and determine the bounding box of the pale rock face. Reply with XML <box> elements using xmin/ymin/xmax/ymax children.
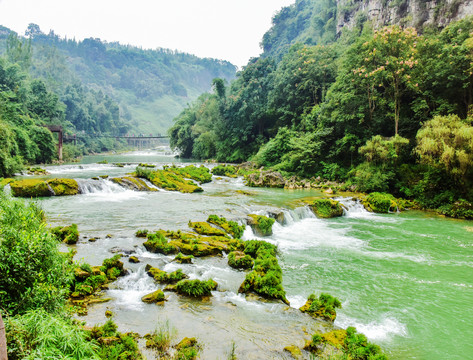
<box><xmin>336</xmin><ymin>0</ymin><xmax>473</xmax><ymax>33</ymax></box>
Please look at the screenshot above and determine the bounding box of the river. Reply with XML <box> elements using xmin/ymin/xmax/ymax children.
<box><xmin>28</xmin><ymin>150</ymin><xmax>473</xmax><ymax>359</ymax></box>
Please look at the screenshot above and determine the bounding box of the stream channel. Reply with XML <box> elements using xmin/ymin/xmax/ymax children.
<box><xmin>24</xmin><ymin>150</ymin><xmax>473</xmax><ymax>359</ymax></box>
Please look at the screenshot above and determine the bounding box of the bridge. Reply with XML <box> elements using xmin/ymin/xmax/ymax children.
<box><xmin>45</xmin><ymin>125</ymin><xmax>169</xmax><ymax>160</ymax></box>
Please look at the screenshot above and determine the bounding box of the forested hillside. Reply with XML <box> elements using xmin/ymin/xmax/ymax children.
<box><xmin>169</xmin><ymin>0</ymin><xmax>473</xmax><ymax>218</ymax></box>
<box><xmin>0</xmin><ymin>24</ymin><xmax>237</xmax><ymax>134</ymax></box>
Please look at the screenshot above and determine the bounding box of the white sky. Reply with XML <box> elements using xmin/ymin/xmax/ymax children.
<box><xmin>0</xmin><ymin>0</ymin><xmax>295</xmax><ymax>67</ymax></box>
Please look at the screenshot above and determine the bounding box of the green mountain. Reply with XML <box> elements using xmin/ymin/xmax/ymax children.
<box><xmin>0</xmin><ymin>24</ymin><xmax>237</xmax><ymax>135</ymax></box>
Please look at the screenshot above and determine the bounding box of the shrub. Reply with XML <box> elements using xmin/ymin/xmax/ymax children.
<box><xmin>135</xmin><ymin>229</ymin><xmax>149</xmax><ymax>237</ymax></box>
<box><xmin>5</xmin><ymin>309</ymin><xmax>98</xmax><ymax>359</ymax></box>
<box><xmin>0</xmin><ymin>193</ymin><xmax>73</xmax><ymax>315</ymax></box>
<box><xmin>175</xmin><ymin>279</ymin><xmax>217</xmax><ymax>297</ymax></box>
<box><xmin>51</xmin><ymin>223</ymin><xmax>79</xmax><ymax>244</ymax></box>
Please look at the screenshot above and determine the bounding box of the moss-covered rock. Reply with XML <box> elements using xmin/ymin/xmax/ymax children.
<box><xmin>247</xmin><ymin>214</ymin><xmax>275</xmax><ymax>236</ymax></box>
<box><xmin>299</xmin><ymin>293</ymin><xmax>342</xmax><ymax>322</ymax></box>
<box><xmin>175</xmin><ymin>279</ymin><xmax>217</xmax><ymax>297</ymax></box>
<box><xmin>228</xmin><ymin>251</ymin><xmax>254</xmax><ymax>270</ymax></box>
<box><xmin>173</xmin><ymin>252</ymin><xmax>194</xmax><ymax>264</ymax></box>
<box><xmin>188</xmin><ymin>221</ymin><xmax>227</xmax><ymax>236</ymax></box>
<box><xmin>304</xmin><ymin>327</ymin><xmax>387</xmax><ymax>359</ymax></box>
<box><xmin>110</xmin><ymin>176</ymin><xmax>158</xmax><ymax>192</ymax></box>
<box><xmin>10</xmin><ymin>178</ymin><xmax>79</xmax><ymax>197</ymax></box>
<box><xmin>174</xmin><ymin>337</ymin><xmax>201</xmax><ymax>359</ymax></box>
<box><xmin>135</xmin><ymin>229</ymin><xmax>149</xmax><ymax>238</ymax></box>
<box><xmin>363</xmin><ymin>192</ymin><xmax>399</xmax><ymax>213</ymax></box>
<box><xmin>135</xmin><ymin>167</ymin><xmax>203</xmax><ymax>193</ymax></box>
<box><xmin>141</xmin><ymin>289</ymin><xmax>165</xmax><ymax>303</ymax></box>
<box><xmin>143</xmin><ymin>232</ymin><xmax>179</xmax><ymax>255</ymax></box>
<box><xmin>283</xmin><ymin>345</ymin><xmax>302</xmax><ymax>359</ymax></box>
<box><xmin>51</xmin><ymin>223</ymin><xmax>79</xmax><ymax>244</ymax></box>
<box><xmin>145</xmin><ymin>264</ymin><xmax>188</xmax><ymax>283</ymax></box>
<box><xmin>10</xmin><ymin>179</ymin><xmax>53</xmax><ymax>197</ymax></box>
<box><xmin>310</xmin><ymin>198</ymin><xmax>344</xmax><ymax>218</ymax></box>
<box><xmin>207</xmin><ymin>215</ymin><xmax>245</xmax><ymax>239</ymax></box>
<box><xmin>165</xmin><ymin>165</ymin><xmax>212</xmax><ymax>184</ymax></box>
<box><xmin>25</xmin><ymin>167</ymin><xmax>49</xmax><ymax>175</ymax></box>
<box><xmin>129</xmin><ymin>256</ymin><xmax>140</xmax><ymax>263</ymax></box>
<box><xmin>144</xmin><ymin>229</ymin><xmax>239</xmax><ymax>257</ymax></box>
<box><xmin>211</xmin><ymin>164</ymin><xmax>237</xmax><ymax>177</ymax></box>
<box><xmin>238</xmin><ymin>240</ymin><xmax>288</xmax><ymax>305</ymax></box>
<box><xmin>48</xmin><ymin>178</ymin><xmax>79</xmax><ymax>195</ymax></box>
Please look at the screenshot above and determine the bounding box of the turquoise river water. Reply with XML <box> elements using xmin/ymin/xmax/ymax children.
<box><xmin>21</xmin><ymin>150</ymin><xmax>473</xmax><ymax>359</ymax></box>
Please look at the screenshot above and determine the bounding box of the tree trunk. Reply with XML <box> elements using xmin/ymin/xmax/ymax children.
<box><xmin>0</xmin><ymin>313</ymin><xmax>7</xmax><ymax>360</ymax></box>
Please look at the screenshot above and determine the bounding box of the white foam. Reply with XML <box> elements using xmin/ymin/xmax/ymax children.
<box><xmin>336</xmin><ymin>315</ymin><xmax>407</xmax><ymax>341</ymax></box>
<box><xmin>107</xmin><ymin>267</ymin><xmax>157</xmax><ymax>310</ymax></box>
<box><xmin>271</xmin><ymin>218</ymin><xmax>365</xmax><ymax>251</ymax></box>
<box><xmin>287</xmin><ymin>294</ymin><xmax>307</xmax><ymax>309</ymax></box>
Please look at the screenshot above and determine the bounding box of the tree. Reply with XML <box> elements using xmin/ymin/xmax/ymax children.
<box><xmin>415</xmin><ymin>114</ymin><xmax>473</xmax><ymax>188</ymax></box>
<box><xmin>351</xmin><ymin>26</ymin><xmax>420</xmax><ymax>135</ymax></box>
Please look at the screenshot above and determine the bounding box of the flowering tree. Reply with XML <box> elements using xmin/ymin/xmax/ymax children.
<box><xmin>351</xmin><ymin>26</ymin><xmax>420</xmax><ymax>135</ymax></box>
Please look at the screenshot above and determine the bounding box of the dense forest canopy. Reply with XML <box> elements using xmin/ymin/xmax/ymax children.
<box><xmin>169</xmin><ymin>0</ymin><xmax>473</xmax><ymax>216</ymax></box>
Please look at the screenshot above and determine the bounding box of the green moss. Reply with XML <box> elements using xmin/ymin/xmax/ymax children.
<box><xmin>174</xmin><ymin>337</ymin><xmax>201</xmax><ymax>360</ymax></box>
<box><xmin>138</xmin><ymin>163</ymin><xmax>156</xmax><ymax>168</ymax></box>
<box><xmin>207</xmin><ymin>215</ymin><xmax>245</xmax><ymax>239</ymax></box>
<box><xmin>143</xmin><ymin>232</ymin><xmax>179</xmax><ymax>255</ymax></box>
<box><xmin>188</xmin><ymin>221</ymin><xmax>227</xmax><ymax>236</ymax></box>
<box><xmin>247</xmin><ymin>214</ymin><xmax>275</xmax><ymax>236</ymax></box>
<box><xmin>166</xmin><ymin>164</ymin><xmax>212</xmax><ymax>183</ymax></box>
<box><xmin>141</xmin><ymin>289</ymin><xmax>165</xmax><ymax>303</ymax></box>
<box><xmin>299</xmin><ymin>293</ymin><xmax>342</xmax><ymax>322</ymax></box>
<box><xmin>47</xmin><ymin>178</ymin><xmax>79</xmax><ymax>195</ymax></box>
<box><xmin>304</xmin><ymin>327</ymin><xmax>387</xmax><ymax>359</ymax></box>
<box><xmin>25</xmin><ymin>167</ymin><xmax>49</xmax><ymax>175</ymax></box>
<box><xmin>145</xmin><ymin>264</ymin><xmax>188</xmax><ymax>283</ymax></box>
<box><xmin>310</xmin><ymin>198</ymin><xmax>344</xmax><ymax>218</ymax></box>
<box><xmin>211</xmin><ymin>164</ymin><xmax>237</xmax><ymax>177</ymax></box>
<box><xmin>51</xmin><ymin>224</ymin><xmax>79</xmax><ymax>245</ymax></box>
<box><xmin>363</xmin><ymin>192</ymin><xmax>399</xmax><ymax>213</ymax></box>
<box><xmin>175</xmin><ymin>279</ymin><xmax>218</xmax><ymax>297</ymax></box>
<box><xmin>135</xmin><ymin>229</ymin><xmax>149</xmax><ymax>237</ymax></box>
<box><xmin>228</xmin><ymin>251</ymin><xmax>254</xmax><ymax>269</ymax></box>
<box><xmin>86</xmin><ymin>319</ymin><xmax>143</xmax><ymax>359</ymax></box>
<box><xmin>10</xmin><ymin>179</ymin><xmax>52</xmax><ymax>197</ymax></box>
<box><xmin>129</xmin><ymin>256</ymin><xmax>140</xmax><ymax>263</ymax></box>
<box><xmin>135</xmin><ymin>167</ymin><xmax>203</xmax><ymax>193</ymax></box>
<box><xmin>10</xmin><ymin>178</ymin><xmax>79</xmax><ymax>197</ymax></box>
<box><xmin>174</xmin><ymin>252</ymin><xmax>194</xmax><ymax>264</ymax></box>
<box><xmin>110</xmin><ymin>176</ymin><xmax>158</xmax><ymax>192</ymax></box>
<box><xmin>238</xmin><ymin>240</ymin><xmax>288</xmax><ymax>304</ymax></box>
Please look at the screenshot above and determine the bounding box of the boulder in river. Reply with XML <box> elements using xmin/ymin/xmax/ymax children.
<box><xmin>141</xmin><ymin>289</ymin><xmax>166</xmax><ymax>303</ymax></box>
<box><xmin>310</xmin><ymin>198</ymin><xmax>344</xmax><ymax>218</ymax></box>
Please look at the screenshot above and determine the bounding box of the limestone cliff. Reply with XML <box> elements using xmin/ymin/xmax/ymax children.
<box><xmin>336</xmin><ymin>0</ymin><xmax>473</xmax><ymax>33</ymax></box>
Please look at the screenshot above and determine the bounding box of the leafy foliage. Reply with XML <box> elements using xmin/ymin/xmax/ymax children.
<box><xmin>0</xmin><ymin>193</ymin><xmax>72</xmax><ymax>315</ymax></box>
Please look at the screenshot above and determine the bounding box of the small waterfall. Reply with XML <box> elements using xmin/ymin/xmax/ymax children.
<box><xmin>107</xmin><ymin>265</ymin><xmax>157</xmax><ymax>310</ymax></box>
<box><xmin>334</xmin><ymin>197</ymin><xmax>371</xmax><ymax>218</ymax></box>
<box><xmin>77</xmin><ymin>178</ymin><xmax>127</xmax><ymax>194</ymax></box>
